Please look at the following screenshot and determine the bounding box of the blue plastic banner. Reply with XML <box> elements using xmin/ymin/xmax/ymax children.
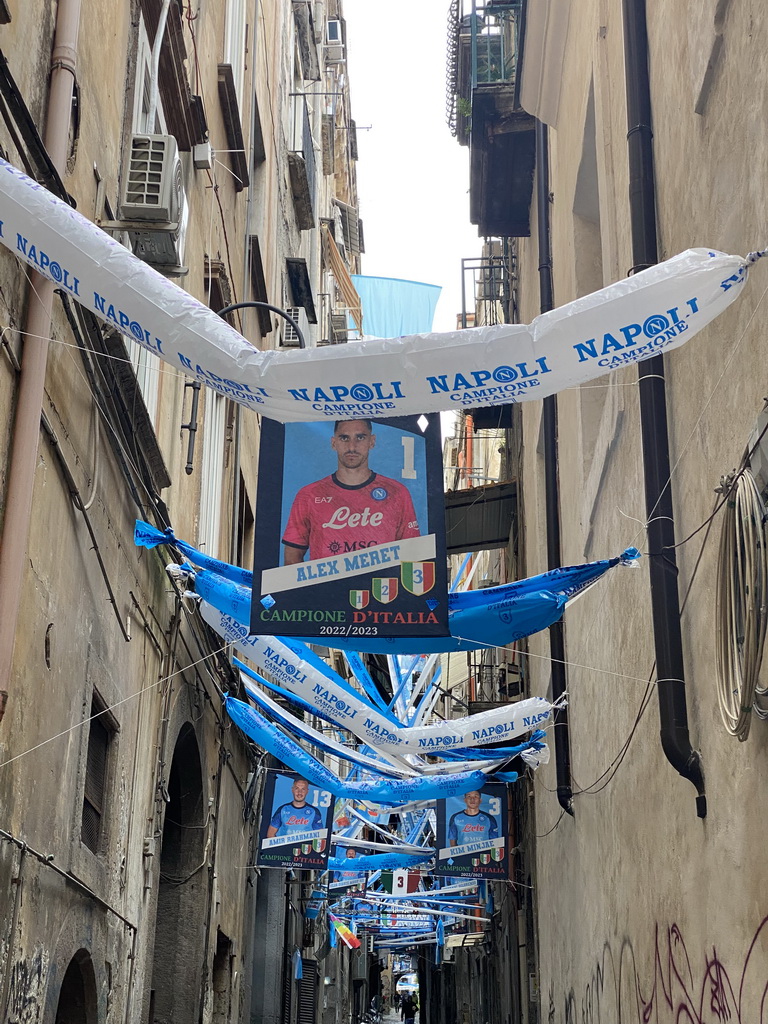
<box><xmin>239</xmin><ymin>661</ymin><xmax>545</xmax><ymax>774</ymax></box>
<box><xmin>142</xmin><ymin>521</ymin><xmax>638</xmax><ymax>653</ymax></box>
<box><xmin>237</xmin><ymin>667</ymin><xmax>413</xmax><ymax>778</ymax></box>
<box><xmin>225</xmin><ymin>696</ymin><xmax>513</xmax><ymax>802</ymax></box>
<box><xmin>212</xmin><ymin>615</ymin><xmax>551</xmax><ymax>753</ymax></box>
<box><xmin>327</xmin><ymin>852</ymin><xmax>431</xmax><ymax>872</ymax></box>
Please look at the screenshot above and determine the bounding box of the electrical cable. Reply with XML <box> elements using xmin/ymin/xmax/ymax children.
<box><xmin>544</xmin><ymin>475</ymin><xmax>726</xmax><ymax>806</ymax></box>
<box><xmin>715</xmin><ymin>467</ymin><xmax>768</xmax><ymax>740</ymax></box>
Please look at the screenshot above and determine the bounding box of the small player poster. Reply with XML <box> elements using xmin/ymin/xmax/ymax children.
<box><xmin>433</xmin><ymin>783</ymin><xmax>509</xmax><ymax>880</ymax></box>
<box><xmin>257</xmin><ymin>772</ymin><xmax>333</xmax><ymax>871</ymax></box>
<box><xmin>251</xmin><ymin>415</ymin><xmax>449</xmax><ymax>639</ymax></box>
<box><xmin>328</xmin><ymin>846</ymin><xmax>367</xmax><ymax>897</ymax></box>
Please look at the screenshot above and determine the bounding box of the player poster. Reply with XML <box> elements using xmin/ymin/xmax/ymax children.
<box><xmin>257</xmin><ymin>771</ymin><xmax>334</xmax><ymax>870</ymax></box>
<box><xmin>433</xmin><ymin>783</ymin><xmax>509</xmax><ymax>880</ymax></box>
<box><xmin>328</xmin><ymin>846</ymin><xmax>368</xmax><ymax>897</ymax></box>
<box><xmin>251</xmin><ymin>415</ymin><xmax>449</xmax><ymax>639</ymax></box>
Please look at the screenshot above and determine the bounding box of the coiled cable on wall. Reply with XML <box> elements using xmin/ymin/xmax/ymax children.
<box><xmin>715</xmin><ymin>468</ymin><xmax>768</xmax><ymax>740</ymax></box>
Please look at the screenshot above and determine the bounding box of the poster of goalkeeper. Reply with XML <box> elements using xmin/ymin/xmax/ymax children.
<box><xmin>434</xmin><ymin>783</ymin><xmax>508</xmax><ymax>880</ymax></box>
<box><xmin>251</xmin><ymin>414</ymin><xmax>449</xmax><ymax>640</ymax></box>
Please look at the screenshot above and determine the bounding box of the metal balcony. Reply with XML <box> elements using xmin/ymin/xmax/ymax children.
<box><xmin>446</xmin><ymin>1</ymin><xmax>535</xmax><ymax>237</ymax></box>
<box><xmin>288</xmin><ymin>94</ymin><xmax>317</xmax><ymax>229</ymax></box>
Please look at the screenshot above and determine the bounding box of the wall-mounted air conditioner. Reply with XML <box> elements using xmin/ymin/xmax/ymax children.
<box><xmin>119</xmin><ymin>134</ymin><xmax>188</xmax><ymax>268</ymax></box>
<box><xmin>330</xmin><ymin>312</ymin><xmax>348</xmax><ymax>344</ymax></box>
<box><xmin>281</xmin><ymin>306</ymin><xmax>310</xmax><ymax>347</ymax></box>
<box><xmin>325</xmin><ymin>18</ymin><xmax>344</xmax><ymax>62</ymax></box>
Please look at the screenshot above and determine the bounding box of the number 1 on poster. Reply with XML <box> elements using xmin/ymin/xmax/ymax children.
<box><xmin>401</xmin><ymin>436</ymin><xmax>417</xmax><ymax>480</ymax></box>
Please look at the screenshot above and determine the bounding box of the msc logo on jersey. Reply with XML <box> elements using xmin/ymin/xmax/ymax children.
<box><xmin>401</xmin><ymin>561</ymin><xmax>435</xmax><ymax>596</ymax></box>
<box><xmin>349</xmin><ymin>590</ymin><xmax>370</xmax><ymax>609</ymax></box>
<box><xmin>370</xmin><ymin>487</ymin><xmax>388</xmax><ymax>501</ymax></box>
<box><xmin>372</xmin><ymin>578</ymin><xmax>399</xmax><ymax>604</ymax></box>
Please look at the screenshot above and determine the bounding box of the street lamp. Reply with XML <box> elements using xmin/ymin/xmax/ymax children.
<box><xmin>181</xmin><ymin>301</ymin><xmax>306</xmax><ymax>475</ymax></box>
<box><xmin>216</xmin><ymin>301</ymin><xmax>307</xmax><ymax>349</ymax></box>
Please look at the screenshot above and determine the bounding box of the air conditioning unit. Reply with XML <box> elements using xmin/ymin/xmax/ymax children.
<box><xmin>325</xmin><ymin>18</ymin><xmax>344</xmax><ymax>62</ymax></box>
<box><xmin>281</xmin><ymin>306</ymin><xmax>310</xmax><ymax>347</ymax></box>
<box><xmin>119</xmin><ymin>134</ymin><xmax>188</xmax><ymax>267</ymax></box>
<box><xmin>330</xmin><ymin>312</ymin><xmax>348</xmax><ymax>344</ymax></box>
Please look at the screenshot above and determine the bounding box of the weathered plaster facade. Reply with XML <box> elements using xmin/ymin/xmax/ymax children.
<box><xmin>512</xmin><ymin>2</ymin><xmax>768</xmax><ymax>1019</ymax></box>
<box><xmin>0</xmin><ymin>1</ymin><xmax>362</xmax><ymax>1020</ymax></box>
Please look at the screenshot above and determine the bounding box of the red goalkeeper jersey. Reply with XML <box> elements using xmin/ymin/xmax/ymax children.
<box><xmin>282</xmin><ymin>472</ymin><xmax>420</xmax><ymax>561</ymax></box>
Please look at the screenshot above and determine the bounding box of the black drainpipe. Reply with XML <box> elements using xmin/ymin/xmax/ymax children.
<box><xmin>622</xmin><ymin>0</ymin><xmax>706</xmax><ymax>817</ymax></box>
<box><xmin>536</xmin><ymin>118</ymin><xmax>573</xmax><ymax>815</ymax></box>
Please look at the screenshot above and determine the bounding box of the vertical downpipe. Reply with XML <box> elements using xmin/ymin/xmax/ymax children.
<box><xmin>536</xmin><ymin>118</ymin><xmax>573</xmax><ymax>815</ymax></box>
<box><xmin>0</xmin><ymin>0</ymin><xmax>82</xmax><ymax>720</ymax></box>
<box><xmin>622</xmin><ymin>0</ymin><xmax>706</xmax><ymax>816</ymax></box>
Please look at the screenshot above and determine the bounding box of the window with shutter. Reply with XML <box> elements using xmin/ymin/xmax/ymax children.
<box><xmin>298</xmin><ymin>960</ymin><xmax>319</xmax><ymax>1024</ymax></box>
<box><xmin>81</xmin><ymin>696</ymin><xmax>114</xmax><ymax>853</ymax></box>
<box><xmin>333</xmin><ymin>199</ymin><xmax>361</xmax><ymax>255</ymax></box>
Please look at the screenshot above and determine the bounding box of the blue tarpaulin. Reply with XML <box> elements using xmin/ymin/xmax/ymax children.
<box><xmin>350</xmin><ymin>275</ymin><xmax>441</xmax><ymax>338</ymax></box>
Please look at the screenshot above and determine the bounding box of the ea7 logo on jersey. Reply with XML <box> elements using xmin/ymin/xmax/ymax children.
<box><xmin>313</xmin><ymin>496</ymin><xmax>333</xmax><ymax>503</ymax></box>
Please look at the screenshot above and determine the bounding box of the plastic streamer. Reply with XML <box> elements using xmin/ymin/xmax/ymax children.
<box><xmin>135</xmin><ymin>520</ymin><xmax>253</xmax><ymax>587</ymax></box>
<box><xmin>0</xmin><ymin>161</ymin><xmax>750</xmax><ymax>422</ymax></box>
<box><xmin>237</xmin><ymin>666</ymin><xmax>417</xmax><ymax>778</ymax></box>
<box><xmin>293</xmin><ymin>548</ymin><xmax>642</xmax><ymax>653</ymax></box>
<box><xmin>136</xmin><ymin>520</ymin><xmax>640</xmax><ymax>654</ymax></box>
<box><xmin>224</xmin><ymin>696</ymin><xmax>516</xmax><ymax>802</ymax></box>
<box><xmin>238</xmin><ymin>658</ymin><xmax>546</xmax><ymax>775</ymax></box>
<box><xmin>343</xmin><ymin>651</ymin><xmax>392</xmax><ymax>714</ymax></box>
<box><xmin>326</xmin><ymin>853</ymin><xmax>431</xmax><ymax>872</ymax></box>
<box><xmin>212</xmin><ymin>605</ymin><xmax>553</xmax><ymax>752</ymax></box>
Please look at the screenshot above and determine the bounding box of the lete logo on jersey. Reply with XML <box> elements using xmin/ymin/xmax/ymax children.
<box><xmin>323</xmin><ymin>506</ymin><xmax>384</xmax><ymax>529</ymax></box>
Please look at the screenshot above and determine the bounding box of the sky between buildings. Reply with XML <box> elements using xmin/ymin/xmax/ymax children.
<box><xmin>343</xmin><ymin>0</ymin><xmax>483</xmax><ymax>334</ymax></box>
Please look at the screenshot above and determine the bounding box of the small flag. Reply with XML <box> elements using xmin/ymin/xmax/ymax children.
<box><xmin>401</xmin><ymin>561</ymin><xmax>435</xmax><ymax>596</ymax></box>
<box><xmin>328</xmin><ymin>913</ymin><xmax>361</xmax><ymax>949</ymax></box>
<box><xmin>349</xmin><ymin>590</ymin><xmax>370</xmax><ymax>609</ymax></box>
<box><xmin>372</xmin><ymin>577</ymin><xmax>398</xmax><ymax>604</ymax></box>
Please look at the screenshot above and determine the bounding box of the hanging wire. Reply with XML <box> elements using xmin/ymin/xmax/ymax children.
<box><xmin>715</xmin><ymin>468</ymin><xmax>768</xmax><ymax>739</ymax></box>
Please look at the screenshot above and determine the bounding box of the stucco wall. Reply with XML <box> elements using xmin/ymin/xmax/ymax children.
<box><xmin>515</xmin><ymin>1</ymin><xmax>768</xmax><ymax>1019</ymax></box>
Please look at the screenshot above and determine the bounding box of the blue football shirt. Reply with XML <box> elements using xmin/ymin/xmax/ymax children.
<box><xmin>270</xmin><ymin>801</ymin><xmax>323</xmax><ymax>836</ymax></box>
<box><xmin>448</xmin><ymin>810</ymin><xmax>498</xmax><ymax>845</ymax></box>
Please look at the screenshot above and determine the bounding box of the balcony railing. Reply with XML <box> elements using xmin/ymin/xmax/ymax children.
<box><xmin>446</xmin><ymin>1</ymin><xmax>524</xmax><ymax>141</ymax></box>
<box><xmin>468</xmin><ymin>649</ymin><xmax>524</xmax><ymax>705</ymax></box>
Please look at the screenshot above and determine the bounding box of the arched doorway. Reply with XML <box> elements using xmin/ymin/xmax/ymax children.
<box><xmin>149</xmin><ymin>723</ymin><xmax>207</xmax><ymax>1023</ymax></box>
<box><xmin>54</xmin><ymin>948</ymin><xmax>98</xmax><ymax>1024</ymax></box>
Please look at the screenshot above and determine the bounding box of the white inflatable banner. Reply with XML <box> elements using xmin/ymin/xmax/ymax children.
<box><xmin>0</xmin><ymin>159</ymin><xmax>753</xmax><ymax>423</ymax></box>
<box><xmin>201</xmin><ymin>601</ymin><xmax>553</xmax><ymax>752</ymax></box>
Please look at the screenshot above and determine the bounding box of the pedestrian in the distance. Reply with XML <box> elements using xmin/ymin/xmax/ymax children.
<box><xmin>401</xmin><ymin>994</ymin><xmax>416</xmax><ymax>1024</ymax></box>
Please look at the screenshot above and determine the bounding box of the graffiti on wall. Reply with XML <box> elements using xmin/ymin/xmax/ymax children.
<box><xmin>7</xmin><ymin>945</ymin><xmax>47</xmax><ymax>1024</ymax></box>
<box><xmin>548</xmin><ymin>918</ymin><xmax>768</xmax><ymax>1024</ymax></box>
